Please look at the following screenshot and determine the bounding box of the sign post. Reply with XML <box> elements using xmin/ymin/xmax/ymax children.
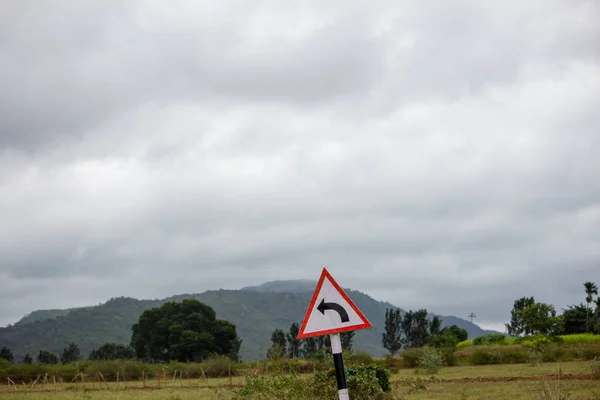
<box><xmin>297</xmin><ymin>268</ymin><xmax>372</xmax><ymax>400</ymax></box>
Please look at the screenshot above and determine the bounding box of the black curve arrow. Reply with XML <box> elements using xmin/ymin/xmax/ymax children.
<box><xmin>317</xmin><ymin>299</ymin><xmax>350</xmax><ymax>323</ymax></box>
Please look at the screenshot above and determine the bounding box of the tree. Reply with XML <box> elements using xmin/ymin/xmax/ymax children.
<box><xmin>0</xmin><ymin>346</ymin><xmax>13</xmax><ymax>363</ymax></box>
<box><xmin>429</xmin><ymin>316</ymin><xmax>442</xmax><ymax>336</ymax></box>
<box><xmin>301</xmin><ymin>337</ymin><xmax>317</xmax><ymax>358</ymax></box>
<box><xmin>518</xmin><ymin>302</ymin><xmax>564</xmax><ymax>336</ymax></box>
<box><xmin>401</xmin><ymin>309</ymin><xmax>430</xmax><ymax>348</ymax></box>
<box><xmin>506</xmin><ymin>296</ymin><xmax>535</xmax><ymax>336</ymax></box>
<box><xmin>584</xmin><ymin>282</ymin><xmax>598</xmax><ymax>333</ymax></box>
<box><xmin>267</xmin><ymin>329</ymin><xmax>287</xmax><ymax>360</ymax></box>
<box><xmin>594</xmin><ymin>297</ymin><xmax>600</xmax><ymax>334</ymax></box>
<box><xmin>61</xmin><ymin>343</ymin><xmax>80</xmax><ymax>364</ymax></box>
<box><xmin>562</xmin><ymin>304</ymin><xmax>589</xmax><ymax>334</ymax></box>
<box><xmin>89</xmin><ymin>343</ymin><xmax>135</xmax><ymax>360</ymax></box>
<box><xmin>286</xmin><ymin>322</ymin><xmax>301</xmax><ymax>358</ymax></box>
<box><xmin>37</xmin><ymin>350</ymin><xmax>58</xmax><ymax>364</ymax></box>
<box><xmin>382</xmin><ymin>308</ymin><xmax>402</xmax><ymax>356</ymax></box>
<box><xmin>22</xmin><ymin>354</ymin><xmax>33</xmax><ymax>364</ymax></box>
<box><xmin>341</xmin><ymin>331</ymin><xmax>355</xmax><ymax>351</ymax></box>
<box><xmin>430</xmin><ymin>325</ymin><xmax>468</xmax><ymax>348</ymax></box>
<box><xmin>131</xmin><ymin>299</ymin><xmax>240</xmax><ymax>362</ymax></box>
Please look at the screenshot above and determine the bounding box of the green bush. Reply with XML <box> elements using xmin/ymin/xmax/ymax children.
<box><xmin>473</xmin><ymin>333</ymin><xmax>507</xmax><ymax>346</ymax></box>
<box><xmin>417</xmin><ymin>347</ymin><xmax>444</xmax><ymax>375</ymax></box>
<box><xmin>469</xmin><ymin>349</ymin><xmax>501</xmax><ymax>365</ymax></box>
<box><xmin>401</xmin><ymin>348</ymin><xmax>424</xmax><ymax>368</ymax></box>
<box><xmin>233</xmin><ymin>364</ymin><xmax>393</xmax><ymax>400</ymax></box>
<box><xmin>346</xmin><ymin>350</ymin><xmax>373</xmax><ymax>365</ymax></box>
<box><xmin>560</xmin><ymin>334</ymin><xmax>600</xmax><ymax>345</ymax></box>
<box><xmin>499</xmin><ymin>349</ymin><xmax>529</xmax><ymax>364</ymax></box>
<box><xmin>456</xmin><ymin>340</ymin><xmax>472</xmax><ymax>349</ymax></box>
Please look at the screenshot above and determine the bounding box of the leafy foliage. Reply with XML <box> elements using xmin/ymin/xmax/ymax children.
<box><xmin>60</xmin><ymin>342</ymin><xmax>80</xmax><ymax>364</ymax></box>
<box><xmin>286</xmin><ymin>323</ymin><xmax>301</xmax><ymax>358</ymax></box>
<box><xmin>430</xmin><ymin>325</ymin><xmax>468</xmax><ymax>348</ymax></box>
<box><xmin>401</xmin><ymin>309</ymin><xmax>430</xmax><ymax>348</ymax></box>
<box><xmin>382</xmin><ymin>308</ymin><xmax>402</xmax><ymax>356</ymax></box>
<box><xmin>518</xmin><ymin>302</ymin><xmax>564</xmax><ymax>336</ymax></box>
<box><xmin>506</xmin><ymin>296</ymin><xmax>536</xmax><ymax>336</ymax></box>
<box><xmin>473</xmin><ymin>333</ymin><xmax>507</xmax><ymax>346</ymax></box>
<box><xmin>562</xmin><ymin>304</ymin><xmax>590</xmax><ymax>334</ymax></box>
<box><xmin>0</xmin><ymin>346</ymin><xmax>13</xmax><ymax>363</ymax></box>
<box><xmin>22</xmin><ymin>353</ymin><xmax>33</xmax><ymax>364</ymax></box>
<box><xmin>417</xmin><ymin>346</ymin><xmax>445</xmax><ymax>374</ymax></box>
<box><xmin>130</xmin><ymin>299</ymin><xmax>240</xmax><ymax>362</ymax></box>
<box><xmin>232</xmin><ymin>364</ymin><xmax>394</xmax><ymax>400</ymax></box>
<box><xmin>37</xmin><ymin>350</ymin><xmax>58</xmax><ymax>364</ymax></box>
<box><xmin>89</xmin><ymin>343</ymin><xmax>135</xmax><ymax>360</ymax></box>
<box><xmin>341</xmin><ymin>330</ymin><xmax>355</xmax><ymax>351</ymax></box>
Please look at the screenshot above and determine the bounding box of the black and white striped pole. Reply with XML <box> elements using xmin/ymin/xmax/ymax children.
<box><xmin>296</xmin><ymin>268</ymin><xmax>373</xmax><ymax>400</ymax></box>
<box><xmin>329</xmin><ymin>333</ymin><xmax>349</xmax><ymax>400</ymax></box>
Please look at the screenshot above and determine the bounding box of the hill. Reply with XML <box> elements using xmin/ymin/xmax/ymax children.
<box><xmin>0</xmin><ymin>281</ymin><xmax>497</xmax><ymax>362</ymax></box>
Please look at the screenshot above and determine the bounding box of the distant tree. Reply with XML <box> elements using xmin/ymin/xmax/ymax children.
<box><xmin>0</xmin><ymin>346</ymin><xmax>13</xmax><ymax>363</ymax></box>
<box><xmin>506</xmin><ymin>296</ymin><xmax>536</xmax><ymax>336</ymax></box>
<box><xmin>429</xmin><ymin>325</ymin><xmax>468</xmax><ymax>348</ymax></box>
<box><xmin>382</xmin><ymin>308</ymin><xmax>402</xmax><ymax>356</ymax></box>
<box><xmin>301</xmin><ymin>337</ymin><xmax>317</xmax><ymax>358</ymax></box>
<box><xmin>341</xmin><ymin>331</ymin><xmax>355</xmax><ymax>351</ymax></box>
<box><xmin>37</xmin><ymin>350</ymin><xmax>58</xmax><ymax>364</ymax></box>
<box><xmin>131</xmin><ymin>299</ymin><xmax>240</xmax><ymax>362</ymax></box>
<box><xmin>594</xmin><ymin>298</ymin><xmax>600</xmax><ymax>334</ymax></box>
<box><xmin>286</xmin><ymin>322</ymin><xmax>301</xmax><ymax>358</ymax></box>
<box><xmin>89</xmin><ymin>343</ymin><xmax>135</xmax><ymax>360</ymax></box>
<box><xmin>562</xmin><ymin>304</ymin><xmax>589</xmax><ymax>334</ymax></box>
<box><xmin>267</xmin><ymin>329</ymin><xmax>287</xmax><ymax>360</ymax></box>
<box><xmin>61</xmin><ymin>343</ymin><xmax>80</xmax><ymax>364</ymax></box>
<box><xmin>429</xmin><ymin>316</ymin><xmax>442</xmax><ymax>336</ymax></box>
<box><xmin>22</xmin><ymin>353</ymin><xmax>33</xmax><ymax>364</ymax></box>
<box><xmin>584</xmin><ymin>282</ymin><xmax>598</xmax><ymax>333</ymax></box>
<box><xmin>519</xmin><ymin>302</ymin><xmax>564</xmax><ymax>336</ymax></box>
<box><xmin>229</xmin><ymin>337</ymin><xmax>243</xmax><ymax>361</ymax></box>
<box><xmin>402</xmin><ymin>309</ymin><xmax>430</xmax><ymax>348</ymax></box>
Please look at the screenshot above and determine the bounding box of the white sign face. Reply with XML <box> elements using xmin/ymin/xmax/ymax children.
<box><xmin>297</xmin><ymin>268</ymin><xmax>372</xmax><ymax>339</ymax></box>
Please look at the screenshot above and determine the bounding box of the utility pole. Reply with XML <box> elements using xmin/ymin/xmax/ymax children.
<box><xmin>467</xmin><ymin>313</ymin><xmax>476</xmax><ymax>339</ymax></box>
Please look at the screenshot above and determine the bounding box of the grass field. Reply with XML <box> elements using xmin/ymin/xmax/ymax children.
<box><xmin>1</xmin><ymin>361</ymin><xmax>598</xmax><ymax>399</ymax></box>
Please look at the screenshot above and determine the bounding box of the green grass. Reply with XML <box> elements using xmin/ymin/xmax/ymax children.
<box><xmin>561</xmin><ymin>333</ymin><xmax>600</xmax><ymax>345</ymax></box>
<box><xmin>1</xmin><ymin>361</ymin><xmax>598</xmax><ymax>400</ymax></box>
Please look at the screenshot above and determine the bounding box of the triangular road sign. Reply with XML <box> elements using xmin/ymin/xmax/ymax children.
<box><xmin>297</xmin><ymin>268</ymin><xmax>372</xmax><ymax>339</ymax></box>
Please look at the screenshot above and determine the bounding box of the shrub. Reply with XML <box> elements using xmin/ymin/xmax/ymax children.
<box><xmin>401</xmin><ymin>348</ymin><xmax>423</xmax><ymax>368</ymax></box>
<box><xmin>346</xmin><ymin>350</ymin><xmax>373</xmax><ymax>365</ymax></box>
<box><xmin>439</xmin><ymin>347</ymin><xmax>458</xmax><ymax>366</ymax></box>
<box><xmin>469</xmin><ymin>349</ymin><xmax>501</xmax><ymax>365</ymax></box>
<box><xmin>456</xmin><ymin>340</ymin><xmax>472</xmax><ymax>349</ymax></box>
<box><xmin>516</xmin><ymin>335</ymin><xmax>564</xmax><ymax>349</ymax></box>
<box><xmin>560</xmin><ymin>334</ymin><xmax>600</xmax><ymax>345</ymax></box>
<box><xmin>473</xmin><ymin>333</ymin><xmax>507</xmax><ymax>346</ymax></box>
<box><xmin>500</xmin><ymin>348</ymin><xmax>529</xmax><ymax>364</ymax></box>
<box><xmin>417</xmin><ymin>347</ymin><xmax>444</xmax><ymax>375</ymax></box>
<box><xmin>528</xmin><ymin>350</ymin><xmax>543</xmax><ymax>366</ymax></box>
<box><xmin>233</xmin><ymin>364</ymin><xmax>393</xmax><ymax>400</ymax></box>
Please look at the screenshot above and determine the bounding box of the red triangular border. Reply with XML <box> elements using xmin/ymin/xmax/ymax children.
<box><xmin>297</xmin><ymin>268</ymin><xmax>372</xmax><ymax>339</ymax></box>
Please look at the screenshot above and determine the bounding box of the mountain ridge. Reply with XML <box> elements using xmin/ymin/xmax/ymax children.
<box><xmin>1</xmin><ymin>280</ymin><xmax>498</xmax><ymax>362</ymax></box>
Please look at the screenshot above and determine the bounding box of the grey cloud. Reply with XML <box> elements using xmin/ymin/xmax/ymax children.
<box><xmin>1</xmin><ymin>0</ymin><xmax>599</xmax><ymax>330</ymax></box>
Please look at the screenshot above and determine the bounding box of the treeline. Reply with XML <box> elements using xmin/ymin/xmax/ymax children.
<box><xmin>506</xmin><ymin>281</ymin><xmax>600</xmax><ymax>337</ymax></box>
<box><xmin>0</xmin><ymin>299</ymin><xmax>241</xmax><ymax>366</ymax></box>
<box><xmin>265</xmin><ymin>322</ymin><xmax>355</xmax><ymax>361</ymax></box>
<box><xmin>380</xmin><ymin>309</ymin><xmax>467</xmax><ymax>356</ymax></box>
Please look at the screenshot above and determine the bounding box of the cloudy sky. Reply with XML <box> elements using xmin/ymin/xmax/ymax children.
<box><xmin>1</xmin><ymin>0</ymin><xmax>599</xmax><ymax>332</ymax></box>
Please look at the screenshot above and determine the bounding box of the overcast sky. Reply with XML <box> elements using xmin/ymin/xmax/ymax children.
<box><xmin>1</xmin><ymin>0</ymin><xmax>599</xmax><ymax>332</ymax></box>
